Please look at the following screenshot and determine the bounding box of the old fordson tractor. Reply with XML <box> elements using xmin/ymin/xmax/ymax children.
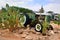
<box><xmin>20</xmin><ymin>13</ymin><xmax>53</xmax><ymax>32</ymax></box>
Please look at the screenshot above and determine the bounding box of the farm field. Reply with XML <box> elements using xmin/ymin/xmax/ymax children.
<box><xmin>0</xmin><ymin>0</ymin><xmax>60</xmax><ymax>40</ymax></box>
<box><xmin>0</xmin><ymin>23</ymin><xmax>60</xmax><ymax>40</ymax></box>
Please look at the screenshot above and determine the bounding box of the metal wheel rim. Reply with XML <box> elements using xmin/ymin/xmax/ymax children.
<box><xmin>35</xmin><ymin>24</ymin><xmax>41</xmax><ymax>31</ymax></box>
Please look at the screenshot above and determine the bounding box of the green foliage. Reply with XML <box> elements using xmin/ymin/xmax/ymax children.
<box><xmin>54</xmin><ymin>21</ymin><xmax>58</xmax><ymax>24</ymax></box>
<box><xmin>6</xmin><ymin>4</ymin><xmax>9</xmax><ymax>9</ymax></box>
<box><xmin>9</xmin><ymin>6</ymin><xmax>34</xmax><ymax>13</ymax></box>
<box><xmin>58</xmin><ymin>14</ymin><xmax>60</xmax><ymax>25</ymax></box>
<box><xmin>47</xmin><ymin>11</ymin><xmax>53</xmax><ymax>13</ymax></box>
<box><xmin>1</xmin><ymin>8</ymin><xmax>7</xmax><ymax>12</ymax></box>
<box><xmin>42</xmin><ymin>21</ymin><xmax>49</xmax><ymax>34</ymax></box>
<box><xmin>54</xmin><ymin>20</ymin><xmax>60</xmax><ymax>25</ymax></box>
<box><xmin>0</xmin><ymin>4</ymin><xmax>34</xmax><ymax>31</ymax></box>
<box><xmin>39</xmin><ymin>6</ymin><xmax>44</xmax><ymax>13</ymax></box>
<box><xmin>54</xmin><ymin>15</ymin><xmax>60</xmax><ymax>25</ymax></box>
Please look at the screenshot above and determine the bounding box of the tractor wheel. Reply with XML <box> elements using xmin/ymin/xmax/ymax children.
<box><xmin>47</xmin><ymin>25</ymin><xmax>53</xmax><ymax>30</ymax></box>
<box><xmin>35</xmin><ymin>23</ymin><xmax>43</xmax><ymax>32</ymax></box>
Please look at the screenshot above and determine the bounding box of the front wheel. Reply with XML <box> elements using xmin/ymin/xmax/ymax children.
<box><xmin>35</xmin><ymin>23</ymin><xmax>42</xmax><ymax>32</ymax></box>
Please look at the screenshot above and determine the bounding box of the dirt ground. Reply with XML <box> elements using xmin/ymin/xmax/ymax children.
<box><xmin>0</xmin><ymin>23</ymin><xmax>60</xmax><ymax>40</ymax></box>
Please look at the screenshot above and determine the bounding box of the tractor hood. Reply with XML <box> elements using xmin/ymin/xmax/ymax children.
<box><xmin>35</xmin><ymin>13</ymin><xmax>51</xmax><ymax>16</ymax></box>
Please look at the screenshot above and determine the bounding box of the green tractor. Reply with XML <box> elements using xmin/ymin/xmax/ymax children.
<box><xmin>19</xmin><ymin>13</ymin><xmax>53</xmax><ymax>32</ymax></box>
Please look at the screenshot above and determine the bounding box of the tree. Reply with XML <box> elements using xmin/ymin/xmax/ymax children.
<box><xmin>1</xmin><ymin>8</ymin><xmax>7</xmax><ymax>12</ymax></box>
<box><xmin>6</xmin><ymin>4</ymin><xmax>9</xmax><ymax>10</ymax></box>
<box><xmin>47</xmin><ymin>11</ymin><xmax>53</xmax><ymax>13</ymax></box>
<box><xmin>39</xmin><ymin>6</ymin><xmax>44</xmax><ymax>13</ymax></box>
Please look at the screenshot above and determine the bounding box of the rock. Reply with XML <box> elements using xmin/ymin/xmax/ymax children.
<box><xmin>53</xmin><ymin>28</ymin><xmax>59</xmax><ymax>34</ymax></box>
<box><xmin>24</xmin><ymin>32</ymin><xmax>29</xmax><ymax>35</ymax></box>
<box><xmin>57</xmin><ymin>30</ymin><xmax>60</xmax><ymax>33</ymax></box>
<box><xmin>1</xmin><ymin>29</ymin><xmax>9</xmax><ymax>33</ymax></box>
<box><xmin>0</xmin><ymin>32</ymin><xmax>2</xmax><ymax>35</ymax></box>
<box><xmin>54</xmin><ymin>30</ymin><xmax>58</xmax><ymax>34</ymax></box>
<box><xmin>27</xmin><ymin>25</ymin><xmax>30</xmax><ymax>28</ymax></box>
<box><xmin>24</xmin><ymin>29</ymin><xmax>30</xmax><ymax>33</ymax></box>
<box><xmin>33</xmin><ymin>36</ymin><xmax>40</xmax><ymax>40</ymax></box>
<box><xmin>21</xmin><ymin>34</ymin><xmax>27</xmax><ymax>38</ymax></box>
<box><xmin>12</xmin><ymin>30</ymin><xmax>16</xmax><ymax>33</ymax></box>
<box><xmin>25</xmin><ymin>36</ymin><xmax>33</xmax><ymax>40</ymax></box>
<box><xmin>43</xmin><ymin>36</ymin><xmax>49</xmax><ymax>40</ymax></box>
<box><xmin>45</xmin><ymin>37</ymin><xmax>50</xmax><ymax>40</ymax></box>
<box><xmin>0</xmin><ymin>37</ymin><xmax>5</xmax><ymax>40</ymax></box>
<box><xmin>36</xmin><ymin>32</ymin><xmax>41</xmax><ymax>35</ymax></box>
<box><xmin>30</xmin><ymin>28</ymin><xmax>36</xmax><ymax>34</ymax></box>
<box><xmin>23</xmin><ymin>29</ymin><xmax>29</xmax><ymax>35</ymax></box>
<box><xmin>39</xmin><ymin>37</ymin><xmax>46</xmax><ymax>40</ymax></box>
<box><xmin>18</xmin><ymin>29</ymin><xmax>23</xmax><ymax>34</ymax></box>
<box><xmin>47</xmin><ymin>30</ymin><xmax>54</xmax><ymax>36</ymax></box>
<box><xmin>14</xmin><ymin>33</ymin><xmax>19</xmax><ymax>37</ymax></box>
<box><xmin>27</xmin><ymin>25</ymin><xmax>30</xmax><ymax>30</ymax></box>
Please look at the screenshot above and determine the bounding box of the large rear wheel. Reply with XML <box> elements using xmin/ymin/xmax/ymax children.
<box><xmin>19</xmin><ymin>14</ymin><xmax>26</xmax><ymax>25</ymax></box>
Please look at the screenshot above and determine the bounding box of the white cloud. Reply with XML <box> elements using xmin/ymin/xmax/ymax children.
<box><xmin>25</xmin><ymin>3</ymin><xmax>60</xmax><ymax>13</ymax></box>
<box><xmin>44</xmin><ymin>3</ymin><xmax>60</xmax><ymax>13</ymax></box>
<box><xmin>0</xmin><ymin>0</ymin><xmax>40</xmax><ymax>11</ymax></box>
<box><xmin>0</xmin><ymin>0</ymin><xmax>60</xmax><ymax>13</ymax></box>
<box><xmin>0</xmin><ymin>0</ymin><xmax>33</xmax><ymax>9</ymax></box>
<box><xmin>22</xmin><ymin>4</ymin><xmax>41</xmax><ymax>11</ymax></box>
<box><xmin>46</xmin><ymin>0</ymin><xmax>60</xmax><ymax>3</ymax></box>
<box><xmin>0</xmin><ymin>1</ymin><xmax>6</xmax><ymax>9</ymax></box>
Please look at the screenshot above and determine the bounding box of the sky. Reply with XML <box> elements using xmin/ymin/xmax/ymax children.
<box><xmin>0</xmin><ymin>0</ymin><xmax>60</xmax><ymax>13</ymax></box>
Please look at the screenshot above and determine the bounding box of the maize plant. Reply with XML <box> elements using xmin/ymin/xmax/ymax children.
<box><xmin>6</xmin><ymin>7</ymin><xmax>23</xmax><ymax>31</ymax></box>
<box><xmin>42</xmin><ymin>16</ymin><xmax>49</xmax><ymax>34</ymax></box>
<box><xmin>0</xmin><ymin>6</ymin><xmax>24</xmax><ymax>31</ymax></box>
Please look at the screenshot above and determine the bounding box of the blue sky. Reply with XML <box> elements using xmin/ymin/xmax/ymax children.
<box><xmin>0</xmin><ymin>0</ymin><xmax>60</xmax><ymax>13</ymax></box>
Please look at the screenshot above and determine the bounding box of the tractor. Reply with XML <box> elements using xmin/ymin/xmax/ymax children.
<box><xmin>19</xmin><ymin>13</ymin><xmax>53</xmax><ymax>32</ymax></box>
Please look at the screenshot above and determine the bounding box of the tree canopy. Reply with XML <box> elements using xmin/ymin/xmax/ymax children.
<box><xmin>39</xmin><ymin>6</ymin><xmax>44</xmax><ymax>13</ymax></box>
<box><xmin>0</xmin><ymin>4</ymin><xmax>34</xmax><ymax>14</ymax></box>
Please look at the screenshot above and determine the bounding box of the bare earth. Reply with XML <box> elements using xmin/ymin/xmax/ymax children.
<box><xmin>0</xmin><ymin>23</ymin><xmax>60</xmax><ymax>40</ymax></box>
